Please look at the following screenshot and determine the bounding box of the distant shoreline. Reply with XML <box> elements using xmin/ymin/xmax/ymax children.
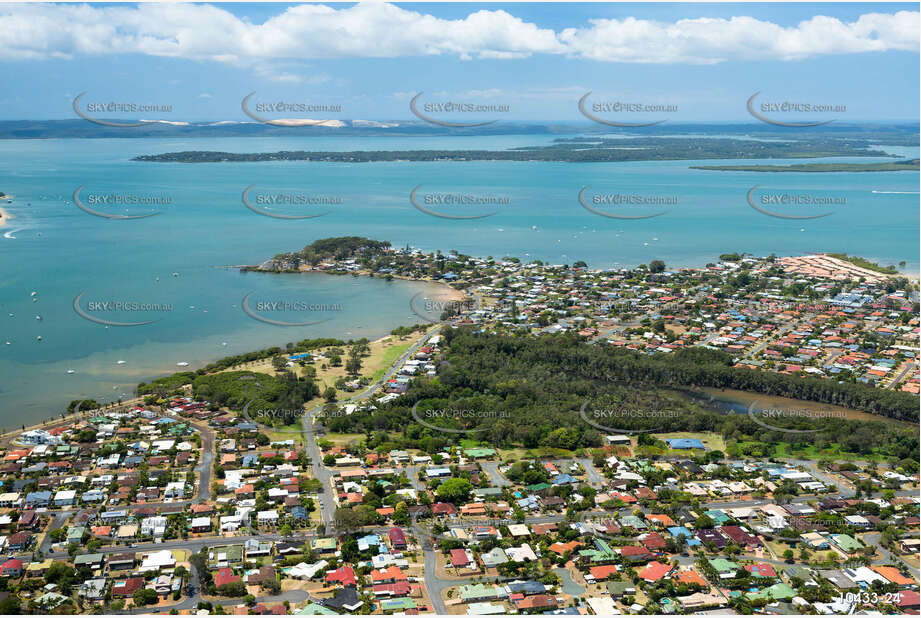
<box><xmin>692</xmin><ymin>160</ymin><xmax>919</xmax><ymax>173</ymax></box>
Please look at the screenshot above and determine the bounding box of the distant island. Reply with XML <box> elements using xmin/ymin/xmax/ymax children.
<box><xmin>692</xmin><ymin>159</ymin><xmax>919</xmax><ymax>172</ymax></box>
<box><xmin>133</xmin><ymin>136</ymin><xmax>896</xmax><ymax>163</ymax></box>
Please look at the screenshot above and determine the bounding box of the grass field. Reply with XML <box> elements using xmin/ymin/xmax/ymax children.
<box><xmin>371</xmin><ymin>340</ymin><xmax>414</xmax><ymax>381</ymax></box>
<box><xmin>319</xmin><ymin>432</ymin><xmax>366</xmax><ymax>447</ymax></box>
<box><xmin>733</xmin><ymin>440</ymin><xmax>889</xmax><ymax>463</ymax></box>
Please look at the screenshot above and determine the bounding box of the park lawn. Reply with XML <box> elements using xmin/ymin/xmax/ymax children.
<box><xmin>319</xmin><ymin>432</ymin><xmax>366</xmax><ymax>447</ymax></box>
<box><xmin>262</xmin><ymin>425</ymin><xmax>304</xmax><ymax>444</ymax></box>
<box><xmin>497</xmin><ymin>447</ymin><xmax>530</xmax><ymax>462</ymax></box>
<box><xmin>773</xmin><ymin>441</ymin><xmax>888</xmax><ymax>462</ymax></box>
<box><xmin>171</xmin><ymin>549</ymin><xmax>190</xmax><ymax>562</ymax></box>
<box><xmin>763</xmin><ymin>539</ymin><xmax>797</xmax><ymax>559</ymax></box>
<box><xmin>369</xmin><ymin>339</ymin><xmax>414</xmax><ymax>381</ymax></box>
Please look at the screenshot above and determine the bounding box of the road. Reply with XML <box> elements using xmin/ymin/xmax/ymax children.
<box><xmin>864</xmin><ymin>532</ymin><xmax>921</xmax><ymax>580</ymax></box>
<box><xmin>887</xmin><ymin>361</ymin><xmax>916</xmax><ymax>390</ymax></box>
<box><xmin>124</xmin><ymin>579</ymin><xmax>311</xmax><ymax>614</ymax></box>
<box><xmin>192</xmin><ymin>421</ymin><xmax>216</xmax><ymax>502</ymax></box>
<box><xmin>743</xmin><ymin>316</ymin><xmax>807</xmax><ymax>360</ymax></box>
<box><xmin>573</xmin><ymin>457</ymin><xmax>605</xmax><ymax>488</ymax></box>
<box><xmin>302</xmin><ymin>327</ymin><xmax>444</xmax><ymax>531</ymax></box>
<box><xmin>480</xmin><ymin>461</ymin><xmax>511</xmax><ymax>487</ymax></box>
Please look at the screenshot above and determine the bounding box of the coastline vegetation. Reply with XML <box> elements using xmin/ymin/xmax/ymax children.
<box><xmin>133</xmin><ymin>137</ymin><xmax>894</xmax><ymax>164</ymax></box>
<box><xmin>691</xmin><ymin>159</ymin><xmax>919</xmax><ymax>172</ymax></box>
<box><xmin>323</xmin><ymin>329</ymin><xmax>919</xmax><ymax>468</ymax></box>
<box><xmin>826</xmin><ymin>253</ymin><xmax>900</xmax><ymax>275</ymax></box>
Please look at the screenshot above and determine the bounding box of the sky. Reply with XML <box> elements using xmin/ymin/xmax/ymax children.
<box><xmin>0</xmin><ymin>2</ymin><xmax>918</xmax><ymax>122</ymax></box>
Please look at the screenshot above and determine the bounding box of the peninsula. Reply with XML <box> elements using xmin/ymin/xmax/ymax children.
<box><xmin>133</xmin><ymin>136</ymin><xmax>895</xmax><ymax>164</ymax></box>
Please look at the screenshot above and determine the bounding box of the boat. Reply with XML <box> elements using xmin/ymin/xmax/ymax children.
<box><xmin>177</xmin><ymin>361</ymin><xmax>190</xmax><ymax>367</ymax></box>
<box><xmin>116</xmin><ymin>360</ymin><xmax>127</xmax><ymax>365</ymax></box>
<box><xmin>66</xmin><ymin>369</ymin><xmax>75</xmax><ymax>374</ymax></box>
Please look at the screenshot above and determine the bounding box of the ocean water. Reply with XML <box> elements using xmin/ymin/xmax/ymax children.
<box><xmin>0</xmin><ymin>135</ymin><xmax>917</xmax><ymax>426</ymax></box>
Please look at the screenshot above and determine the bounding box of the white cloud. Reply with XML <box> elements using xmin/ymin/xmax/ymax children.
<box><xmin>560</xmin><ymin>11</ymin><xmax>920</xmax><ymax>64</ymax></box>
<box><xmin>0</xmin><ymin>3</ymin><xmax>916</xmax><ymax>64</ymax></box>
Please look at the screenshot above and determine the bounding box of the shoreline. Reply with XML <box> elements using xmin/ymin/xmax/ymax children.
<box><xmin>242</xmin><ymin>249</ymin><xmax>917</xmax><ymax>282</ymax></box>
<box><xmin>13</xmin><ymin>248</ymin><xmax>912</xmax><ymax>428</ymax></box>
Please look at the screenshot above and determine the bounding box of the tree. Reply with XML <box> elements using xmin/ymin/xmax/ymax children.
<box><xmin>133</xmin><ymin>588</ymin><xmax>160</xmax><ymax>606</ymax></box>
<box><xmin>0</xmin><ymin>595</ymin><xmax>19</xmax><ymax>615</ymax></box>
<box><xmin>216</xmin><ymin>581</ymin><xmax>247</xmax><ymax>597</ymax></box>
<box><xmin>649</xmin><ymin>260</ymin><xmax>666</xmax><ymax>273</ymax></box>
<box><xmin>334</xmin><ymin>507</ymin><xmax>363</xmax><ymax>532</ymax></box>
<box><xmin>346</xmin><ymin>356</ymin><xmax>362</xmax><ymax>376</ymax></box>
<box><xmin>435</xmin><ymin>478</ymin><xmax>474</xmax><ymax>503</ymax></box>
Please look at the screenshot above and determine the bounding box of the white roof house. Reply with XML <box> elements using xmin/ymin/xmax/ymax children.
<box><xmin>140</xmin><ymin>549</ymin><xmax>175</xmax><ymax>573</ymax></box>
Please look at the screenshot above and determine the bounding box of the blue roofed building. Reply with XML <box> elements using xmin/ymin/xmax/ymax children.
<box><xmin>666</xmin><ymin>438</ymin><xmax>705</xmax><ymax>450</ymax></box>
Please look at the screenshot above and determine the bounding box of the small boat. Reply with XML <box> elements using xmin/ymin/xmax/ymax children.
<box><xmin>67</xmin><ymin>369</ymin><xmax>75</xmax><ymax>374</ymax></box>
<box><xmin>176</xmin><ymin>361</ymin><xmax>189</xmax><ymax>367</ymax></box>
<box><xmin>117</xmin><ymin>360</ymin><xmax>127</xmax><ymax>365</ymax></box>
<box><xmin>4</xmin><ymin>341</ymin><xmax>10</xmax><ymax>345</ymax></box>
<box><xmin>35</xmin><ymin>315</ymin><xmax>42</xmax><ymax>321</ymax></box>
<box><xmin>172</xmin><ymin>272</ymin><xmax>180</xmax><ymax>277</ymax></box>
<box><xmin>36</xmin><ymin>335</ymin><xmax>42</xmax><ymax>341</ymax></box>
<box><xmin>30</xmin><ymin>291</ymin><xmax>37</xmax><ymax>297</ymax></box>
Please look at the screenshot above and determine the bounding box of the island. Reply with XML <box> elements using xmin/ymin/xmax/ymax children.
<box><xmin>133</xmin><ymin>136</ymin><xmax>896</xmax><ymax>163</ymax></box>
<box><xmin>691</xmin><ymin>159</ymin><xmax>919</xmax><ymax>172</ymax></box>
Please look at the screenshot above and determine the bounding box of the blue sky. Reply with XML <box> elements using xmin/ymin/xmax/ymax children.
<box><xmin>0</xmin><ymin>3</ymin><xmax>917</xmax><ymax>122</ymax></box>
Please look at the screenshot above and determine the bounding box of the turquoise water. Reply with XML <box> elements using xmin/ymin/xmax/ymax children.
<box><xmin>0</xmin><ymin>136</ymin><xmax>917</xmax><ymax>425</ymax></box>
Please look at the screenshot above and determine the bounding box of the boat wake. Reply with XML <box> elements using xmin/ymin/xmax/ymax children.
<box><xmin>3</xmin><ymin>228</ymin><xmax>24</xmax><ymax>239</ymax></box>
<box><xmin>872</xmin><ymin>190</ymin><xmax>919</xmax><ymax>195</ymax></box>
